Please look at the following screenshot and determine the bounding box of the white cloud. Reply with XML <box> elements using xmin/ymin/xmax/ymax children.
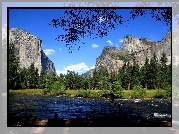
<box><xmin>43</xmin><ymin>49</ymin><xmax>55</xmax><ymax>55</ymax></box>
<box><xmin>119</xmin><ymin>39</ymin><xmax>123</xmax><ymax>43</ymax></box>
<box><xmin>106</xmin><ymin>40</ymin><xmax>113</xmax><ymax>45</ymax></box>
<box><xmin>91</xmin><ymin>44</ymin><xmax>99</xmax><ymax>48</ymax></box>
<box><xmin>56</xmin><ymin>70</ymin><xmax>66</xmax><ymax>75</ymax></box>
<box><xmin>56</xmin><ymin>62</ymin><xmax>95</xmax><ymax>75</ymax></box>
<box><xmin>90</xmin><ymin>65</ymin><xmax>95</xmax><ymax>69</ymax></box>
<box><xmin>83</xmin><ymin>67</ymin><xmax>90</xmax><ymax>71</ymax></box>
<box><xmin>116</xmin><ymin>44</ymin><xmax>119</xmax><ymax>47</ymax></box>
<box><xmin>59</xmin><ymin>48</ymin><xmax>61</xmax><ymax>50</ymax></box>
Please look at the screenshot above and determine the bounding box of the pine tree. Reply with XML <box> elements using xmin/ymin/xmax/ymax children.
<box><xmin>121</xmin><ymin>64</ymin><xmax>133</xmax><ymax>90</ymax></box>
<box><xmin>18</xmin><ymin>67</ymin><xmax>27</xmax><ymax>89</ymax></box>
<box><xmin>149</xmin><ymin>53</ymin><xmax>160</xmax><ymax>89</ymax></box>
<box><xmin>141</xmin><ymin>57</ymin><xmax>150</xmax><ymax>89</ymax></box>
<box><xmin>9</xmin><ymin>41</ymin><xmax>20</xmax><ymax>89</ymax></box>
<box><xmin>38</xmin><ymin>69</ymin><xmax>46</xmax><ymax>89</ymax></box>
<box><xmin>131</xmin><ymin>61</ymin><xmax>140</xmax><ymax>89</ymax></box>
<box><xmin>98</xmin><ymin>68</ymin><xmax>109</xmax><ymax>90</ymax></box>
<box><xmin>27</xmin><ymin>63</ymin><xmax>39</xmax><ymax>89</ymax></box>
<box><xmin>159</xmin><ymin>52</ymin><xmax>167</xmax><ymax>88</ymax></box>
<box><xmin>66</xmin><ymin>70</ymin><xmax>75</xmax><ymax>90</ymax></box>
<box><xmin>92</xmin><ymin>69</ymin><xmax>100</xmax><ymax>90</ymax></box>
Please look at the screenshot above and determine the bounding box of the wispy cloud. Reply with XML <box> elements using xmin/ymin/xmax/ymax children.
<box><xmin>43</xmin><ymin>49</ymin><xmax>55</xmax><ymax>55</ymax></box>
<box><xmin>59</xmin><ymin>48</ymin><xmax>61</xmax><ymax>50</ymax></box>
<box><xmin>106</xmin><ymin>40</ymin><xmax>113</xmax><ymax>45</ymax></box>
<box><xmin>56</xmin><ymin>62</ymin><xmax>94</xmax><ymax>75</ymax></box>
<box><xmin>91</xmin><ymin>44</ymin><xmax>99</xmax><ymax>48</ymax></box>
<box><xmin>119</xmin><ymin>39</ymin><xmax>123</xmax><ymax>43</ymax></box>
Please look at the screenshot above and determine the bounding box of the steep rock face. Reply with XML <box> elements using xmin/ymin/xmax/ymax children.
<box><xmin>9</xmin><ymin>28</ymin><xmax>42</xmax><ymax>74</ymax></box>
<box><xmin>95</xmin><ymin>46</ymin><xmax>126</xmax><ymax>73</ymax></box>
<box><xmin>95</xmin><ymin>30</ymin><xmax>171</xmax><ymax>73</ymax></box>
<box><xmin>4</xmin><ymin>25</ymin><xmax>56</xmax><ymax>75</ymax></box>
<box><xmin>41</xmin><ymin>50</ymin><xmax>56</xmax><ymax>74</ymax></box>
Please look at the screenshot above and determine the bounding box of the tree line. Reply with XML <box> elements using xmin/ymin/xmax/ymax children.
<box><xmin>9</xmin><ymin>41</ymin><xmax>171</xmax><ymax>97</ymax></box>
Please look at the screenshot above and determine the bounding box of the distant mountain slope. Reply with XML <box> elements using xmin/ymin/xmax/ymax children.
<box><xmin>81</xmin><ymin>69</ymin><xmax>94</xmax><ymax>78</ymax></box>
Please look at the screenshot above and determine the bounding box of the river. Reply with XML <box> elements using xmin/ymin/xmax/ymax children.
<box><xmin>8</xmin><ymin>94</ymin><xmax>172</xmax><ymax>125</ymax></box>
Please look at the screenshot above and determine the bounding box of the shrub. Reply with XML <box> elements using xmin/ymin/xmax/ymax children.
<box><xmin>50</xmin><ymin>89</ymin><xmax>58</xmax><ymax>96</ymax></box>
<box><xmin>102</xmin><ymin>90</ymin><xmax>111</xmax><ymax>98</ymax></box>
<box><xmin>154</xmin><ymin>88</ymin><xmax>166</xmax><ymax>98</ymax></box>
<box><xmin>76</xmin><ymin>88</ymin><xmax>85</xmax><ymax>97</ymax></box>
<box><xmin>58</xmin><ymin>85</ymin><xmax>66</xmax><ymax>95</ymax></box>
<box><xmin>161</xmin><ymin>82</ymin><xmax>171</xmax><ymax>97</ymax></box>
<box><xmin>111</xmin><ymin>81</ymin><xmax>124</xmax><ymax>98</ymax></box>
<box><xmin>20</xmin><ymin>82</ymin><xmax>26</xmax><ymax>90</ymax></box>
<box><xmin>43</xmin><ymin>87</ymin><xmax>51</xmax><ymax>95</ymax></box>
<box><xmin>131</xmin><ymin>84</ymin><xmax>146</xmax><ymax>98</ymax></box>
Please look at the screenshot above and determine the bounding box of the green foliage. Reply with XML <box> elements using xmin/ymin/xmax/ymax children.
<box><xmin>8</xmin><ymin>39</ymin><xmax>171</xmax><ymax>100</ymax></box>
<box><xmin>131</xmin><ymin>84</ymin><xmax>146</xmax><ymax>98</ymax></box>
<box><xmin>26</xmin><ymin>63</ymin><xmax>39</xmax><ymax>89</ymax></box>
<box><xmin>111</xmin><ymin>81</ymin><xmax>124</xmax><ymax>98</ymax></box>
<box><xmin>154</xmin><ymin>88</ymin><xmax>166</xmax><ymax>98</ymax></box>
<box><xmin>131</xmin><ymin>61</ymin><xmax>141</xmax><ymax>89</ymax></box>
<box><xmin>161</xmin><ymin>82</ymin><xmax>171</xmax><ymax>97</ymax></box>
<box><xmin>102</xmin><ymin>90</ymin><xmax>111</xmax><ymax>98</ymax></box>
<box><xmin>121</xmin><ymin>64</ymin><xmax>133</xmax><ymax>90</ymax></box>
<box><xmin>141</xmin><ymin>57</ymin><xmax>150</xmax><ymax>89</ymax></box>
<box><xmin>9</xmin><ymin>41</ymin><xmax>21</xmax><ymax>89</ymax></box>
<box><xmin>51</xmin><ymin>80</ymin><xmax>66</xmax><ymax>95</ymax></box>
<box><xmin>149</xmin><ymin>53</ymin><xmax>160</xmax><ymax>89</ymax></box>
<box><xmin>49</xmin><ymin>89</ymin><xmax>58</xmax><ymax>96</ymax></box>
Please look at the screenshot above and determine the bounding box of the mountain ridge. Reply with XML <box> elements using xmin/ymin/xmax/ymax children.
<box><xmin>94</xmin><ymin>29</ymin><xmax>171</xmax><ymax>75</ymax></box>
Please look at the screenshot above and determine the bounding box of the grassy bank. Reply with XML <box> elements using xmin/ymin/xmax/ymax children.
<box><xmin>9</xmin><ymin>89</ymin><xmax>44</xmax><ymax>95</ymax></box>
<box><xmin>9</xmin><ymin>89</ymin><xmax>169</xmax><ymax>99</ymax></box>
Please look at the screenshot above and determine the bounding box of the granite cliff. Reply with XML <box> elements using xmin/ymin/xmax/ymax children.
<box><xmin>3</xmin><ymin>25</ymin><xmax>56</xmax><ymax>75</ymax></box>
<box><xmin>95</xmin><ymin>29</ymin><xmax>171</xmax><ymax>74</ymax></box>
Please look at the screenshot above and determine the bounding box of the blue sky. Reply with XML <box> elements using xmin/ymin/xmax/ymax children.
<box><xmin>8</xmin><ymin>8</ymin><xmax>171</xmax><ymax>75</ymax></box>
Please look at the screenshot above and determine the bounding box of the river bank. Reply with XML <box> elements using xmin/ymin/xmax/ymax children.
<box><xmin>9</xmin><ymin>89</ymin><xmax>170</xmax><ymax>99</ymax></box>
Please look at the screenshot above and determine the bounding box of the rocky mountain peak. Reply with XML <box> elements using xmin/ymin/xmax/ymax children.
<box><xmin>2</xmin><ymin>25</ymin><xmax>56</xmax><ymax>75</ymax></box>
<box><xmin>94</xmin><ymin>29</ymin><xmax>171</xmax><ymax>74</ymax></box>
<box><xmin>120</xmin><ymin>35</ymin><xmax>143</xmax><ymax>54</ymax></box>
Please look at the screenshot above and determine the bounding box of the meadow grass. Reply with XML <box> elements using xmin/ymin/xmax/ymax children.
<box><xmin>9</xmin><ymin>89</ymin><xmax>44</xmax><ymax>95</ymax></box>
<box><xmin>9</xmin><ymin>88</ymin><xmax>167</xmax><ymax>99</ymax></box>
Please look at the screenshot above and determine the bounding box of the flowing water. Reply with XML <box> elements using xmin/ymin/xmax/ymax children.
<box><xmin>9</xmin><ymin>94</ymin><xmax>171</xmax><ymax>122</ymax></box>
<box><xmin>3</xmin><ymin>94</ymin><xmax>179</xmax><ymax>133</ymax></box>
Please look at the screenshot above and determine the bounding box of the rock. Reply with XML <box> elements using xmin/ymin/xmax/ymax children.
<box><xmin>2</xmin><ymin>25</ymin><xmax>56</xmax><ymax>75</ymax></box>
<box><xmin>81</xmin><ymin>69</ymin><xmax>94</xmax><ymax>78</ymax></box>
<box><xmin>94</xmin><ymin>29</ymin><xmax>171</xmax><ymax>73</ymax></box>
<box><xmin>41</xmin><ymin>50</ymin><xmax>56</xmax><ymax>74</ymax></box>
